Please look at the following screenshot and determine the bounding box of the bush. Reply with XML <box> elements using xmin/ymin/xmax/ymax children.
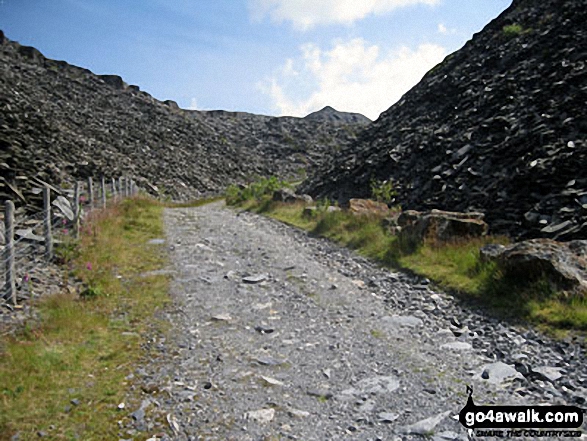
<box><xmin>225</xmin><ymin>176</ymin><xmax>289</xmax><ymax>205</ymax></box>
<box><xmin>225</xmin><ymin>184</ymin><xmax>242</xmax><ymax>205</ymax></box>
<box><xmin>502</xmin><ymin>23</ymin><xmax>524</xmax><ymax>37</ymax></box>
<box><xmin>370</xmin><ymin>178</ymin><xmax>397</xmax><ymax>205</ymax></box>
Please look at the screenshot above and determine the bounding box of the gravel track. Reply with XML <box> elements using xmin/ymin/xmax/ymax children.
<box><xmin>129</xmin><ymin>202</ymin><xmax>586</xmax><ymax>441</ymax></box>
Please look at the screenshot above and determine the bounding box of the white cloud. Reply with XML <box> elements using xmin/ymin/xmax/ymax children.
<box><xmin>282</xmin><ymin>58</ymin><xmax>299</xmax><ymax>77</ymax></box>
<box><xmin>259</xmin><ymin>38</ymin><xmax>447</xmax><ymax>120</ymax></box>
<box><xmin>188</xmin><ymin>97</ymin><xmax>199</xmax><ymax>110</ymax></box>
<box><xmin>249</xmin><ymin>0</ymin><xmax>441</xmax><ymax>30</ymax></box>
<box><xmin>437</xmin><ymin>23</ymin><xmax>456</xmax><ymax>34</ymax></box>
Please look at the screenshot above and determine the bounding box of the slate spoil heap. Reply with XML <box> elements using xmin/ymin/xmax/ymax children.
<box><xmin>302</xmin><ymin>0</ymin><xmax>587</xmax><ymax>240</ymax></box>
<box><xmin>0</xmin><ymin>30</ymin><xmax>368</xmax><ymax>208</ymax></box>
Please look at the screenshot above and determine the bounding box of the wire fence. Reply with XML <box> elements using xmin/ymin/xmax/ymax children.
<box><xmin>1</xmin><ymin>176</ymin><xmax>139</xmax><ymax>307</ymax></box>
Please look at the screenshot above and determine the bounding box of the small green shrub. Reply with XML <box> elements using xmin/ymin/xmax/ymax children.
<box><xmin>502</xmin><ymin>23</ymin><xmax>524</xmax><ymax>37</ymax></box>
<box><xmin>225</xmin><ymin>176</ymin><xmax>289</xmax><ymax>205</ymax></box>
<box><xmin>370</xmin><ymin>178</ymin><xmax>397</xmax><ymax>205</ymax></box>
<box><xmin>225</xmin><ymin>184</ymin><xmax>242</xmax><ymax>205</ymax></box>
<box><xmin>79</xmin><ymin>283</ymin><xmax>103</xmax><ymax>299</ymax></box>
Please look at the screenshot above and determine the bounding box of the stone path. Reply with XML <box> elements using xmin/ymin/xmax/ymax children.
<box><xmin>128</xmin><ymin>202</ymin><xmax>586</xmax><ymax>440</ymax></box>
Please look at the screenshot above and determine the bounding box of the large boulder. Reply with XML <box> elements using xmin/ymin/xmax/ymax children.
<box><xmin>17</xmin><ymin>45</ymin><xmax>43</xmax><ymax>61</ymax></box>
<box><xmin>398</xmin><ymin>209</ymin><xmax>488</xmax><ymax>242</ymax></box>
<box><xmin>98</xmin><ymin>74</ymin><xmax>126</xmax><ymax>90</ymax></box>
<box><xmin>349</xmin><ymin>199</ymin><xmax>391</xmax><ymax>217</ymax></box>
<box><xmin>272</xmin><ymin>188</ymin><xmax>312</xmax><ymax>204</ymax></box>
<box><xmin>163</xmin><ymin>100</ymin><xmax>180</xmax><ymax>110</ymax></box>
<box><xmin>481</xmin><ymin>239</ymin><xmax>587</xmax><ymax>292</ymax></box>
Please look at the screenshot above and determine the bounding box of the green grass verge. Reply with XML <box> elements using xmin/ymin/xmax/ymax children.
<box><xmin>234</xmin><ymin>196</ymin><xmax>587</xmax><ymax>336</ymax></box>
<box><xmin>0</xmin><ymin>197</ymin><xmax>170</xmax><ymax>440</ymax></box>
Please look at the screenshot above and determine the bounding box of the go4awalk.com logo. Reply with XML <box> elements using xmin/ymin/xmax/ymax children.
<box><xmin>459</xmin><ymin>386</ymin><xmax>584</xmax><ymax>438</ymax></box>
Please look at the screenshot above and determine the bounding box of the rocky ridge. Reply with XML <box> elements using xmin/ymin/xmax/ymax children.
<box><xmin>0</xmin><ymin>30</ymin><xmax>368</xmax><ymax>210</ymax></box>
<box><xmin>304</xmin><ymin>105</ymin><xmax>372</xmax><ymax>125</ymax></box>
<box><xmin>302</xmin><ymin>0</ymin><xmax>587</xmax><ymax>240</ymax></box>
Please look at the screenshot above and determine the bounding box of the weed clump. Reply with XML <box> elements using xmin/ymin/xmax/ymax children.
<box><xmin>502</xmin><ymin>23</ymin><xmax>526</xmax><ymax>37</ymax></box>
<box><xmin>370</xmin><ymin>178</ymin><xmax>397</xmax><ymax>205</ymax></box>
<box><xmin>225</xmin><ymin>176</ymin><xmax>289</xmax><ymax>205</ymax></box>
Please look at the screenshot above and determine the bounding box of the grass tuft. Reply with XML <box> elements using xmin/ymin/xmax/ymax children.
<box><xmin>502</xmin><ymin>23</ymin><xmax>530</xmax><ymax>37</ymax></box>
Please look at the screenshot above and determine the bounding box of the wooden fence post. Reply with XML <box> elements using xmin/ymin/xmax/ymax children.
<box><xmin>111</xmin><ymin>177</ymin><xmax>117</xmax><ymax>200</ymax></box>
<box><xmin>87</xmin><ymin>177</ymin><xmax>94</xmax><ymax>208</ymax></box>
<box><xmin>3</xmin><ymin>200</ymin><xmax>16</xmax><ymax>305</ymax></box>
<box><xmin>101</xmin><ymin>176</ymin><xmax>106</xmax><ymax>209</ymax></box>
<box><xmin>73</xmin><ymin>181</ymin><xmax>80</xmax><ymax>238</ymax></box>
<box><xmin>43</xmin><ymin>186</ymin><xmax>53</xmax><ymax>261</ymax></box>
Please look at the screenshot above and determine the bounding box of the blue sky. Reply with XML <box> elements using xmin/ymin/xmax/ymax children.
<box><xmin>0</xmin><ymin>0</ymin><xmax>512</xmax><ymax>119</ymax></box>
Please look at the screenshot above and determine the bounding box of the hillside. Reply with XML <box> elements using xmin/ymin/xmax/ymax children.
<box><xmin>193</xmin><ymin>108</ymin><xmax>368</xmax><ymax>176</ymax></box>
<box><xmin>302</xmin><ymin>0</ymin><xmax>587</xmax><ymax>240</ymax></box>
<box><xmin>0</xmin><ymin>31</ymin><xmax>367</xmax><ymax>208</ymax></box>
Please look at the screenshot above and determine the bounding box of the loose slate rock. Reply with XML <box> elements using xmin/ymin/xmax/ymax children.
<box><xmin>243</xmin><ymin>274</ymin><xmax>268</xmax><ymax>284</ymax></box>
<box><xmin>245</xmin><ymin>408</ymin><xmax>275</xmax><ymax>424</ymax></box>
<box><xmin>287</xmin><ymin>408</ymin><xmax>310</xmax><ymax>418</ymax></box>
<box><xmin>440</xmin><ymin>341</ymin><xmax>473</xmax><ymax>351</ymax></box>
<box><xmin>358</xmin><ymin>375</ymin><xmax>400</xmax><ymax>394</ymax></box>
<box><xmin>307</xmin><ymin>389</ymin><xmax>333</xmax><ymax>400</ymax></box>
<box><xmin>167</xmin><ymin>413</ymin><xmax>180</xmax><ymax>434</ymax></box>
<box><xmin>479</xmin><ymin>362</ymin><xmax>523</xmax><ymax>385</ymax></box>
<box><xmin>400</xmin><ymin>411</ymin><xmax>451</xmax><ymax>435</ymax></box>
<box><xmin>259</xmin><ymin>375</ymin><xmax>284</xmax><ymax>387</ymax></box>
<box><xmin>254</xmin><ymin>325</ymin><xmax>274</xmax><ymax>334</ymax></box>
<box><xmin>211</xmin><ymin>313</ymin><xmax>232</xmax><ymax>322</ymax></box>
<box><xmin>532</xmin><ymin>366</ymin><xmax>563</xmax><ymax>383</ymax></box>
<box><xmin>195</xmin><ymin>243</ymin><xmax>214</xmax><ymax>252</ymax></box>
<box><xmin>433</xmin><ymin>431</ymin><xmax>467</xmax><ymax>441</ymax></box>
<box><xmin>254</xmin><ymin>355</ymin><xmax>284</xmax><ymax>366</ymax></box>
<box><xmin>340</xmin><ymin>375</ymin><xmax>400</xmax><ymax>397</ymax></box>
<box><xmin>52</xmin><ymin>196</ymin><xmax>74</xmax><ymax>220</ymax></box>
<box><xmin>378</xmin><ymin>412</ymin><xmax>400</xmax><ymax>423</ymax></box>
<box><xmin>131</xmin><ymin>408</ymin><xmax>145</xmax><ymax>422</ymax></box>
<box><xmin>381</xmin><ymin>315</ymin><xmax>423</xmax><ymax>328</ymax></box>
<box><xmin>15</xmin><ymin>228</ymin><xmax>44</xmax><ymax>242</ymax></box>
